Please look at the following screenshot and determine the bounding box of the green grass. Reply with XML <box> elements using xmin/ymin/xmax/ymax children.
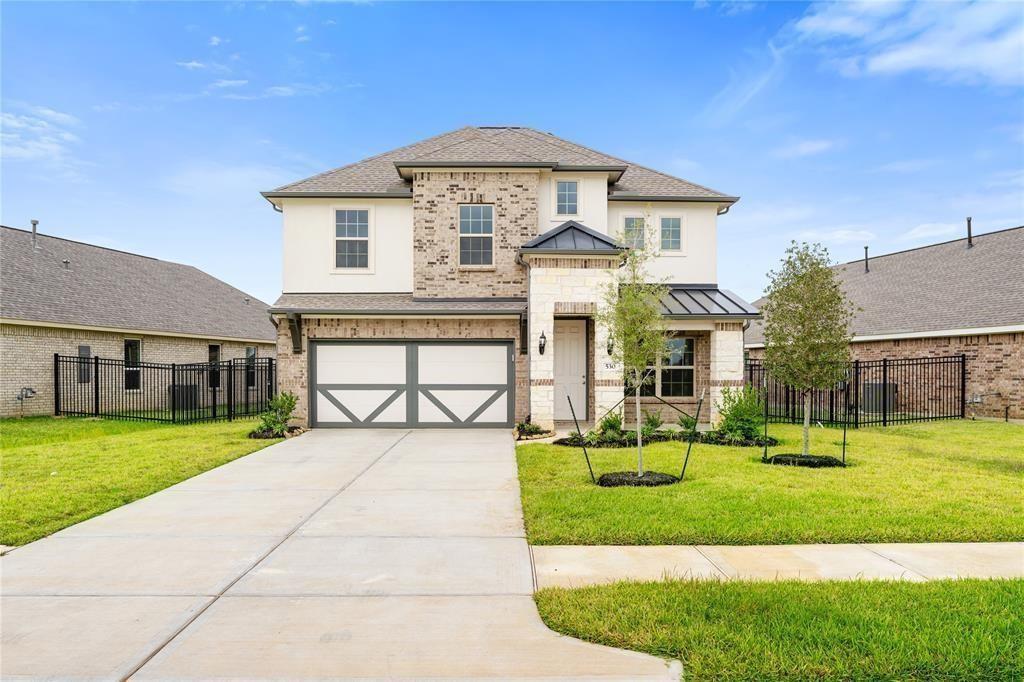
<box><xmin>0</xmin><ymin>416</ymin><xmax>281</xmax><ymax>545</ymax></box>
<box><xmin>535</xmin><ymin>578</ymin><xmax>1024</xmax><ymax>681</ymax></box>
<box><xmin>517</xmin><ymin>421</ymin><xmax>1024</xmax><ymax>545</ymax></box>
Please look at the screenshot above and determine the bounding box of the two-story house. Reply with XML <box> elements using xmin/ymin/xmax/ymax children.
<box><xmin>264</xmin><ymin>126</ymin><xmax>757</xmax><ymax>429</ymax></box>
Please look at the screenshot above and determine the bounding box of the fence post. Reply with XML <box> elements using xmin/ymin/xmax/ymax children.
<box><xmin>53</xmin><ymin>354</ymin><xmax>61</xmax><ymax>416</ymax></box>
<box><xmin>959</xmin><ymin>353</ymin><xmax>966</xmax><ymax>419</ymax></box>
<box><xmin>882</xmin><ymin>357</ymin><xmax>889</xmax><ymax>427</ymax></box>
<box><xmin>227</xmin><ymin>362</ymin><xmax>234</xmax><ymax>421</ymax></box>
<box><xmin>853</xmin><ymin>359</ymin><xmax>861</xmax><ymax>429</ymax></box>
<box><xmin>93</xmin><ymin>355</ymin><xmax>100</xmax><ymax>416</ymax></box>
<box><xmin>171</xmin><ymin>363</ymin><xmax>177</xmax><ymax>423</ymax></box>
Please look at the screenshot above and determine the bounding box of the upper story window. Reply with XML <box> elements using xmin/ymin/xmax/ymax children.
<box><xmin>556</xmin><ymin>181</ymin><xmax>578</xmax><ymax>215</ymax></box>
<box><xmin>459</xmin><ymin>204</ymin><xmax>493</xmax><ymax>266</ymax></box>
<box><xmin>660</xmin><ymin>217</ymin><xmax>682</xmax><ymax>251</ymax></box>
<box><xmin>623</xmin><ymin>216</ymin><xmax>645</xmax><ymax>249</ymax></box>
<box><xmin>335</xmin><ymin>209</ymin><xmax>369</xmax><ymax>269</ymax></box>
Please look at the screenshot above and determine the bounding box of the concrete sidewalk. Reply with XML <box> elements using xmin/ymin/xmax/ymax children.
<box><xmin>1</xmin><ymin>429</ymin><xmax>677</xmax><ymax>681</ymax></box>
<box><xmin>532</xmin><ymin>542</ymin><xmax>1024</xmax><ymax>588</ymax></box>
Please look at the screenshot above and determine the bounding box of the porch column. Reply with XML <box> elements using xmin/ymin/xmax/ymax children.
<box><xmin>709</xmin><ymin>322</ymin><xmax>745</xmax><ymax>425</ymax></box>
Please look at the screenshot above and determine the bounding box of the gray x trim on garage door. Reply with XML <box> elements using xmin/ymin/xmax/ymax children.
<box><xmin>309</xmin><ymin>340</ymin><xmax>515</xmax><ymax>428</ymax></box>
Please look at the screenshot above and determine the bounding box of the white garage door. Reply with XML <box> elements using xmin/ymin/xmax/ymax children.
<box><xmin>310</xmin><ymin>341</ymin><xmax>514</xmax><ymax>428</ymax></box>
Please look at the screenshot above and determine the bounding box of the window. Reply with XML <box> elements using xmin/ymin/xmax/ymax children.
<box><xmin>556</xmin><ymin>180</ymin><xmax>578</xmax><ymax>215</ymax></box>
<box><xmin>245</xmin><ymin>346</ymin><xmax>257</xmax><ymax>388</ymax></box>
<box><xmin>77</xmin><ymin>345</ymin><xmax>91</xmax><ymax>384</ymax></box>
<box><xmin>660</xmin><ymin>217</ymin><xmax>681</xmax><ymax>251</ymax></box>
<box><xmin>459</xmin><ymin>204</ymin><xmax>493</xmax><ymax>266</ymax></box>
<box><xmin>208</xmin><ymin>344</ymin><xmax>221</xmax><ymax>389</ymax></box>
<box><xmin>629</xmin><ymin>337</ymin><xmax>695</xmax><ymax>398</ymax></box>
<box><xmin>335</xmin><ymin>209</ymin><xmax>369</xmax><ymax>268</ymax></box>
<box><xmin>623</xmin><ymin>216</ymin><xmax>645</xmax><ymax>249</ymax></box>
<box><xmin>124</xmin><ymin>339</ymin><xmax>141</xmax><ymax>390</ymax></box>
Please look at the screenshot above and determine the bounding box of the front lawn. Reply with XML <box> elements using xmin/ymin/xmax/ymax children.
<box><xmin>535</xmin><ymin>578</ymin><xmax>1023</xmax><ymax>681</ymax></box>
<box><xmin>0</xmin><ymin>417</ymin><xmax>281</xmax><ymax>546</ymax></box>
<box><xmin>517</xmin><ymin>421</ymin><xmax>1024</xmax><ymax>545</ymax></box>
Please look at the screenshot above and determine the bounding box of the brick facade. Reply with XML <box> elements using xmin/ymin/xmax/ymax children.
<box><xmin>746</xmin><ymin>332</ymin><xmax>1023</xmax><ymax>420</ymax></box>
<box><xmin>412</xmin><ymin>171</ymin><xmax>538</xmax><ymax>298</ymax></box>
<box><xmin>276</xmin><ymin>316</ymin><xmax>528</xmax><ymax>426</ymax></box>
<box><xmin>0</xmin><ymin>323</ymin><xmax>275</xmax><ymax>417</ymax></box>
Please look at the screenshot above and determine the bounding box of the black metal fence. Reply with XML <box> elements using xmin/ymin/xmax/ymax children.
<box><xmin>745</xmin><ymin>355</ymin><xmax>965</xmax><ymax>427</ymax></box>
<box><xmin>54</xmin><ymin>354</ymin><xmax>276</xmax><ymax>423</ymax></box>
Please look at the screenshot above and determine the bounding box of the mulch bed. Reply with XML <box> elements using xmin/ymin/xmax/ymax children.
<box><xmin>763</xmin><ymin>453</ymin><xmax>846</xmax><ymax>468</ymax></box>
<box><xmin>248</xmin><ymin>426</ymin><xmax>305</xmax><ymax>440</ymax></box>
<box><xmin>597</xmin><ymin>471</ymin><xmax>679</xmax><ymax>487</ymax></box>
<box><xmin>554</xmin><ymin>432</ymin><xmax>778</xmax><ymax>449</ymax></box>
<box><xmin>516</xmin><ymin>430</ymin><xmax>556</xmax><ymax>441</ymax></box>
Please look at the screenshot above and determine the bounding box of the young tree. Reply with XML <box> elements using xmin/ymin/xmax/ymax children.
<box><xmin>761</xmin><ymin>242</ymin><xmax>854</xmax><ymax>456</ymax></box>
<box><xmin>597</xmin><ymin>215</ymin><xmax>668</xmax><ymax>476</ymax></box>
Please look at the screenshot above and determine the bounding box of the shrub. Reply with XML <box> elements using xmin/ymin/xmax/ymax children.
<box><xmin>677</xmin><ymin>412</ymin><xmax>696</xmax><ymax>431</ymax></box>
<box><xmin>516</xmin><ymin>421</ymin><xmax>546</xmax><ymax>438</ymax></box>
<box><xmin>640</xmin><ymin>410</ymin><xmax>664</xmax><ymax>440</ymax></box>
<box><xmin>716</xmin><ymin>386</ymin><xmax>763</xmax><ymax>441</ymax></box>
<box><xmin>598</xmin><ymin>411</ymin><xmax>623</xmax><ymax>435</ymax></box>
<box><xmin>252</xmin><ymin>391</ymin><xmax>298</xmax><ymax>438</ymax></box>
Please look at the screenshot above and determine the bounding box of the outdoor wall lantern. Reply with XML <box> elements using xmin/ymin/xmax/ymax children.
<box><xmin>607</xmin><ymin>338</ymin><xmax>614</xmax><ymax>356</ymax></box>
<box><xmin>538</xmin><ymin>330</ymin><xmax>547</xmax><ymax>355</ymax></box>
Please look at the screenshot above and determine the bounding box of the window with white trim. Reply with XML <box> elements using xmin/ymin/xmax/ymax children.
<box><xmin>623</xmin><ymin>216</ymin><xmax>645</xmax><ymax>249</ymax></box>
<box><xmin>459</xmin><ymin>204</ymin><xmax>493</xmax><ymax>265</ymax></box>
<box><xmin>660</xmin><ymin>217</ymin><xmax>681</xmax><ymax>251</ymax></box>
<box><xmin>335</xmin><ymin>209</ymin><xmax>369</xmax><ymax>268</ymax></box>
<box><xmin>636</xmin><ymin>337</ymin><xmax>695</xmax><ymax>398</ymax></box>
<box><xmin>556</xmin><ymin>180</ymin><xmax>578</xmax><ymax>215</ymax></box>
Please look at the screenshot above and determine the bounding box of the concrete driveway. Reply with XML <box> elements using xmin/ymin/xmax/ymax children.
<box><xmin>1</xmin><ymin>429</ymin><xmax>676</xmax><ymax>681</ymax></box>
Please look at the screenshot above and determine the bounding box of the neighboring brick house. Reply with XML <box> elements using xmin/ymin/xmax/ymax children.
<box><xmin>264</xmin><ymin>126</ymin><xmax>757</xmax><ymax>429</ymax></box>
<box><xmin>0</xmin><ymin>225</ymin><xmax>277</xmax><ymax>417</ymax></box>
<box><xmin>745</xmin><ymin>225</ymin><xmax>1024</xmax><ymax>420</ymax></box>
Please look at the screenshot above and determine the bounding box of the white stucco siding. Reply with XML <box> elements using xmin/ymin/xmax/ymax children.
<box><xmin>281</xmin><ymin>198</ymin><xmax>414</xmax><ymax>293</ymax></box>
<box><xmin>606</xmin><ymin>202</ymin><xmax>718</xmax><ymax>284</ymax></box>
<box><xmin>537</xmin><ymin>172</ymin><xmax>610</xmax><ymax>233</ymax></box>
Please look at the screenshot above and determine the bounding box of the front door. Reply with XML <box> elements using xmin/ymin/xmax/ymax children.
<box><xmin>553</xmin><ymin>319</ymin><xmax>587</xmax><ymax>420</ymax></box>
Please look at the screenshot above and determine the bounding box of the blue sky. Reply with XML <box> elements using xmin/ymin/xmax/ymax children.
<box><xmin>3</xmin><ymin>1</ymin><xmax>1022</xmax><ymax>305</ymax></box>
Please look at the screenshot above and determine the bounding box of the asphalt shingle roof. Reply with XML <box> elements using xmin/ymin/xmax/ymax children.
<box><xmin>1</xmin><ymin>226</ymin><xmax>276</xmax><ymax>342</ymax></box>
<box><xmin>744</xmin><ymin>226</ymin><xmax>1024</xmax><ymax>345</ymax></box>
<box><xmin>269</xmin><ymin>293</ymin><xmax>527</xmax><ymax>315</ymax></box>
<box><xmin>267</xmin><ymin>126</ymin><xmax>736</xmax><ymax>202</ymax></box>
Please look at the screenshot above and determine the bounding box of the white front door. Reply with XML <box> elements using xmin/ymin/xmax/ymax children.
<box><xmin>553</xmin><ymin>319</ymin><xmax>587</xmax><ymax>420</ymax></box>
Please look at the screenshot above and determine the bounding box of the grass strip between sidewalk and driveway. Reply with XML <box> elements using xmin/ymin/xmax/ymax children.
<box><xmin>0</xmin><ymin>417</ymin><xmax>281</xmax><ymax>546</ymax></box>
<box><xmin>517</xmin><ymin>421</ymin><xmax>1024</xmax><ymax>545</ymax></box>
<box><xmin>535</xmin><ymin>578</ymin><xmax>1024</xmax><ymax>681</ymax></box>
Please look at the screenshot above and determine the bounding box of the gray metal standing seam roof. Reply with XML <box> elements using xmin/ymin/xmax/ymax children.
<box><xmin>660</xmin><ymin>285</ymin><xmax>759</xmax><ymax>319</ymax></box>
<box><xmin>520</xmin><ymin>221</ymin><xmax>626</xmax><ymax>254</ymax></box>
<box><xmin>744</xmin><ymin>225</ymin><xmax>1024</xmax><ymax>345</ymax></box>
<box><xmin>265</xmin><ymin>126</ymin><xmax>737</xmax><ymax>203</ymax></box>
<box><xmin>1</xmin><ymin>226</ymin><xmax>276</xmax><ymax>342</ymax></box>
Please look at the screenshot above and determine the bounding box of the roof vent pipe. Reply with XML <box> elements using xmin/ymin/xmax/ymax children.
<box><xmin>30</xmin><ymin>219</ymin><xmax>39</xmax><ymax>249</ymax></box>
<box><xmin>967</xmin><ymin>217</ymin><xmax>973</xmax><ymax>248</ymax></box>
<box><xmin>863</xmin><ymin>245</ymin><xmax>869</xmax><ymax>273</ymax></box>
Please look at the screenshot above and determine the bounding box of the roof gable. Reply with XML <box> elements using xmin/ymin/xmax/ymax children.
<box><xmin>521</xmin><ymin>221</ymin><xmax>625</xmax><ymax>254</ymax></box>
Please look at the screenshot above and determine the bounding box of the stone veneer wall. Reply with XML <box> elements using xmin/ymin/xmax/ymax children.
<box><xmin>527</xmin><ymin>258</ymin><xmax>621</xmax><ymax>429</ymax></box>
<box><xmin>412</xmin><ymin>171</ymin><xmax>538</xmax><ymax>298</ymax></box>
<box><xmin>746</xmin><ymin>332</ymin><xmax>1022</xmax><ymax>420</ymax></box>
<box><xmin>276</xmin><ymin>316</ymin><xmax>528</xmax><ymax>427</ymax></box>
<box><xmin>0</xmin><ymin>323</ymin><xmax>274</xmax><ymax>417</ymax></box>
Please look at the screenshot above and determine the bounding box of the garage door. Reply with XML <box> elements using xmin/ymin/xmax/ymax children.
<box><xmin>309</xmin><ymin>340</ymin><xmax>514</xmax><ymax>428</ymax></box>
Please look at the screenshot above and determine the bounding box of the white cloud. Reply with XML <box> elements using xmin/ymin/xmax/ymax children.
<box><xmin>795</xmin><ymin>1</ymin><xmax>1024</xmax><ymax>87</ymax></box>
<box><xmin>796</xmin><ymin>227</ymin><xmax>876</xmax><ymax>244</ymax></box>
<box><xmin>874</xmin><ymin>158</ymin><xmax>938</xmax><ymax>173</ymax></box>
<box><xmin>898</xmin><ymin>222</ymin><xmax>960</xmax><ymax>242</ymax></box>
<box><xmin>295</xmin><ymin>25</ymin><xmax>307</xmax><ymax>33</ymax></box>
<box><xmin>773</xmin><ymin>138</ymin><xmax>837</xmax><ymax>159</ymax></box>
<box><xmin>296</xmin><ymin>35</ymin><xmax>312</xmax><ymax>43</ymax></box>
<box><xmin>0</xmin><ymin>104</ymin><xmax>89</xmax><ymax>180</ymax></box>
<box><xmin>176</xmin><ymin>60</ymin><xmax>207</xmax><ymax>70</ymax></box>
<box><xmin>221</xmin><ymin>82</ymin><xmax>330</xmax><ymax>101</ymax></box>
<box><xmin>208</xmin><ymin>36</ymin><xmax>223</xmax><ymax>46</ymax></box>
<box><xmin>701</xmin><ymin>42</ymin><xmax>785</xmax><ymax>123</ymax></box>
<box><xmin>209</xmin><ymin>79</ymin><xmax>248</xmax><ymax>89</ymax></box>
